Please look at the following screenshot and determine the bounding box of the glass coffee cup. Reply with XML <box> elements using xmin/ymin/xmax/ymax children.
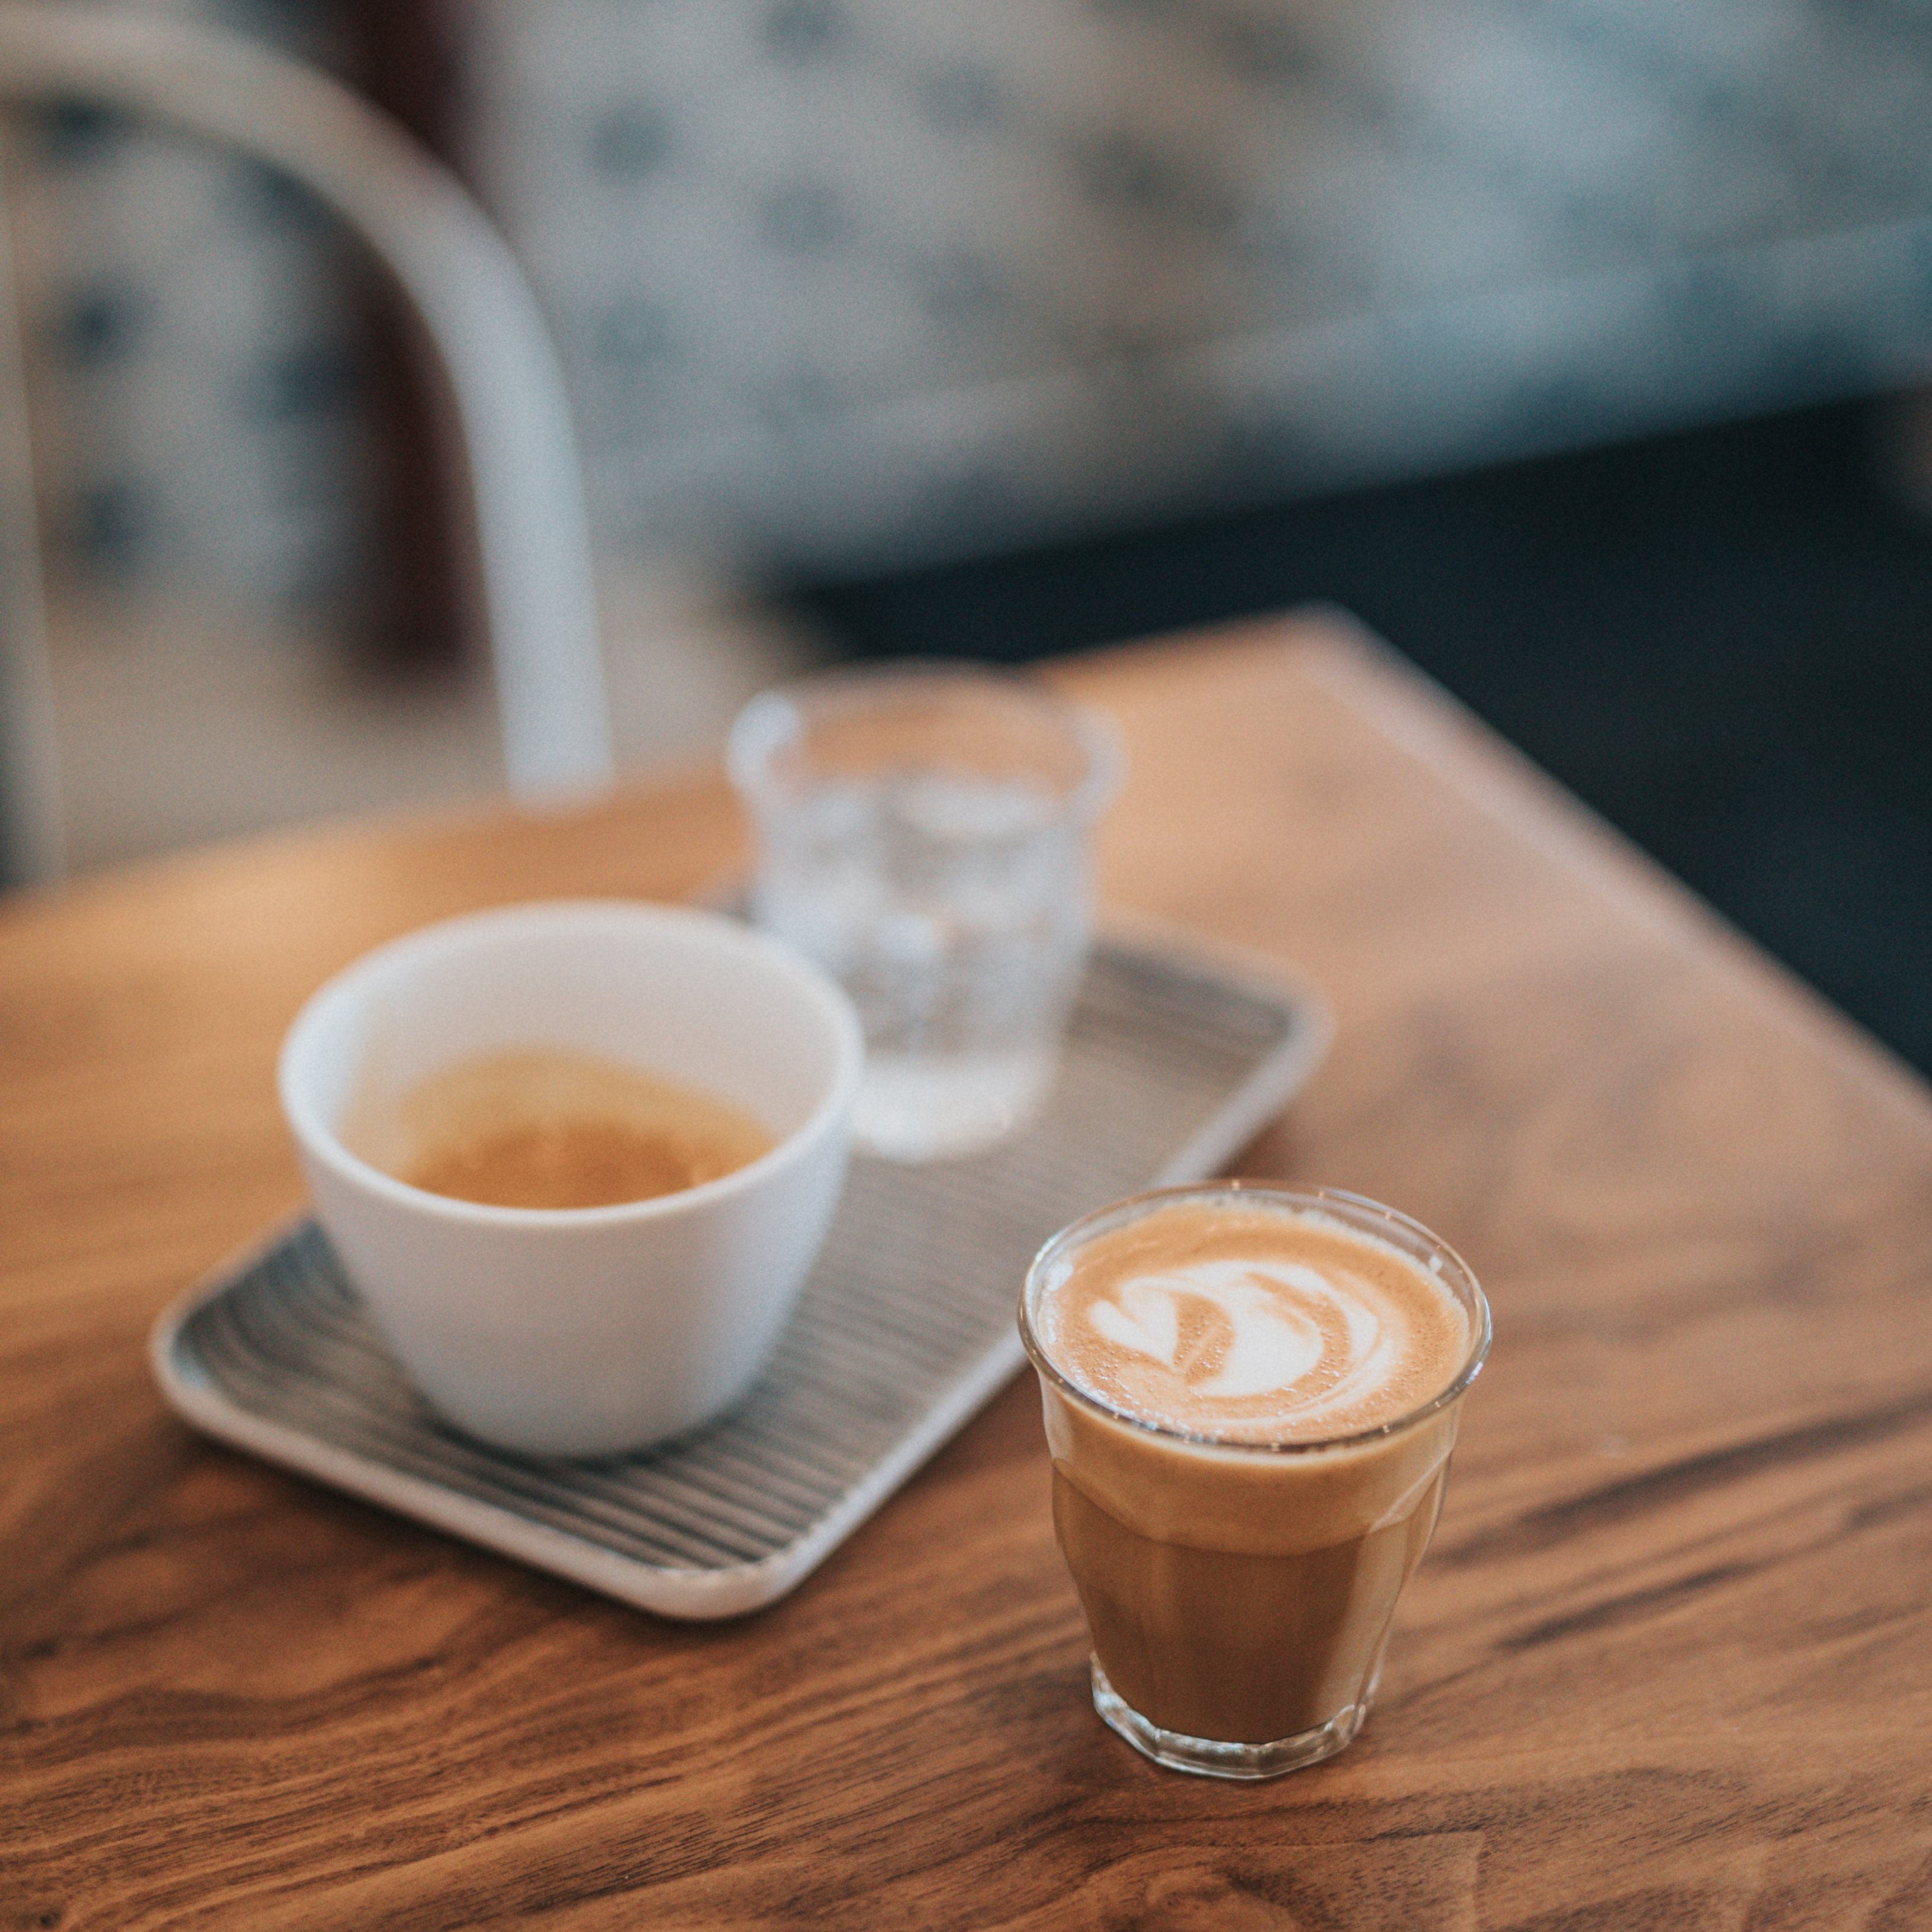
<box><xmin>1019</xmin><ymin>1183</ymin><xmax>1490</xmax><ymax>1779</ymax></box>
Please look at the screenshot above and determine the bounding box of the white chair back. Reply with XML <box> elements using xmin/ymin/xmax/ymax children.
<box><xmin>0</xmin><ymin>4</ymin><xmax>612</xmax><ymax>884</ymax></box>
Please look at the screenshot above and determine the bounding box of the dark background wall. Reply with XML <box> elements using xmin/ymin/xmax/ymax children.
<box><xmin>796</xmin><ymin>394</ymin><xmax>1932</xmax><ymax>1077</ymax></box>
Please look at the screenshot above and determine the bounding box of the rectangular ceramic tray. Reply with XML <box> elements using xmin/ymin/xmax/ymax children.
<box><xmin>151</xmin><ymin>928</ymin><xmax>1331</xmax><ymax>1619</ymax></box>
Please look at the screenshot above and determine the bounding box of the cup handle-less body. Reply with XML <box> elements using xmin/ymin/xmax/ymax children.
<box><xmin>299</xmin><ymin>1119</ymin><xmax>850</xmax><ymax>1456</ymax></box>
<box><xmin>280</xmin><ymin>901</ymin><xmax>864</xmax><ymax>1458</ymax></box>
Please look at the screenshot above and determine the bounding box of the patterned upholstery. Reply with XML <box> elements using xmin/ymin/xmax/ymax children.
<box><xmin>15</xmin><ymin>0</ymin><xmax>1932</xmax><ymax>612</ymax></box>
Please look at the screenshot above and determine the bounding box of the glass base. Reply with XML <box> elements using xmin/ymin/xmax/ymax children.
<box><xmin>1089</xmin><ymin>1658</ymin><xmax>1370</xmax><ymax>1780</ymax></box>
<box><xmin>852</xmin><ymin>1047</ymin><xmax>1053</xmax><ymax>1162</ymax></box>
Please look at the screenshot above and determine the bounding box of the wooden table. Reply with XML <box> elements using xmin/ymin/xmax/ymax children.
<box><xmin>4</xmin><ymin>617</ymin><xmax>1930</xmax><ymax>1930</ymax></box>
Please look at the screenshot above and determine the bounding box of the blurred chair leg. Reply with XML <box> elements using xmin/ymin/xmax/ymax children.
<box><xmin>0</xmin><ymin>147</ymin><xmax>62</xmax><ymax>887</ymax></box>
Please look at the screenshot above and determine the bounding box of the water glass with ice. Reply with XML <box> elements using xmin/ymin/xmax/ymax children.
<box><xmin>728</xmin><ymin>661</ymin><xmax>1121</xmax><ymax>1162</ymax></box>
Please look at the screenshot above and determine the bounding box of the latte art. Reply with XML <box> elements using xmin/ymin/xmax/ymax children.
<box><xmin>1087</xmin><ymin>1257</ymin><xmax>1399</xmax><ymax>1416</ymax></box>
<box><xmin>1037</xmin><ymin>1201</ymin><xmax>1469</xmax><ymax>1443</ymax></box>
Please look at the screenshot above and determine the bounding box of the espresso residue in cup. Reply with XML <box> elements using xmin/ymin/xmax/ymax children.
<box><xmin>344</xmin><ymin>1049</ymin><xmax>775</xmax><ymax>1210</ymax></box>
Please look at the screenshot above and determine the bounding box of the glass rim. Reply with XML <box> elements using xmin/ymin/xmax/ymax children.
<box><xmin>726</xmin><ymin>656</ymin><xmax>1123</xmax><ymax>823</ymax></box>
<box><xmin>1017</xmin><ymin>1182</ymin><xmax>1492</xmax><ymax>1458</ymax></box>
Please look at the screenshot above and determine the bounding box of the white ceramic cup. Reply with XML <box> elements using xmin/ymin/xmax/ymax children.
<box><xmin>278</xmin><ymin>901</ymin><xmax>864</xmax><ymax>1457</ymax></box>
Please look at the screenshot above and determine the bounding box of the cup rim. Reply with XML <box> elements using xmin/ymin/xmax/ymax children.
<box><xmin>1017</xmin><ymin>1182</ymin><xmax>1492</xmax><ymax>1457</ymax></box>
<box><xmin>278</xmin><ymin>899</ymin><xmax>865</xmax><ymax>1228</ymax></box>
<box><xmin>726</xmin><ymin>656</ymin><xmax>1123</xmax><ymax>827</ymax></box>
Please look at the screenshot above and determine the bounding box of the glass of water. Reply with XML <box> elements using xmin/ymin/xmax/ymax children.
<box><xmin>728</xmin><ymin>661</ymin><xmax>1122</xmax><ymax>1162</ymax></box>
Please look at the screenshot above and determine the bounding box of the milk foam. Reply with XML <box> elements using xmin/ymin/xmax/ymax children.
<box><xmin>1035</xmin><ymin>1202</ymin><xmax>1469</xmax><ymax>1444</ymax></box>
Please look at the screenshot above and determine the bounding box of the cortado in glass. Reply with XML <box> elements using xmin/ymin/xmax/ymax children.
<box><xmin>1019</xmin><ymin>1183</ymin><xmax>1489</xmax><ymax>1779</ymax></box>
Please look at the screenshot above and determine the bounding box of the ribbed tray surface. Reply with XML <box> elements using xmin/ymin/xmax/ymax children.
<box><xmin>160</xmin><ymin>936</ymin><xmax>1325</xmax><ymax>1614</ymax></box>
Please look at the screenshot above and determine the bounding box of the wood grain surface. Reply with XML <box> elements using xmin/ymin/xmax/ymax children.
<box><xmin>4</xmin><ymin>617</ymin><xmax>1930</xmax><ymax>1930</ymax></box>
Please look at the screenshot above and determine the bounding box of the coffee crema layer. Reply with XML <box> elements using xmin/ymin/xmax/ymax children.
<box><xmin>1034</xmin><ymin>1200</ymin><xmax>1469</xmax><ymax>1443</ymax></box>
<box><xmin>343</xmin><ymin>1048</ymin><xmax>775</xmax><ymax>1211</ymax></box>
